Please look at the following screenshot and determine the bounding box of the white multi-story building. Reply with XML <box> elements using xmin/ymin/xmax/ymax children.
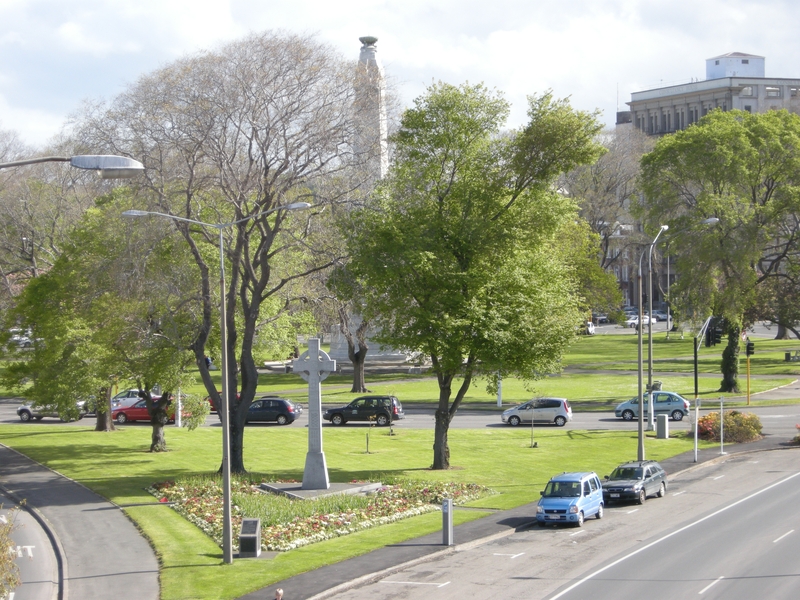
<box><xmin>618</xmin><ymin>52</ymin><xmax>800</xmax><ymax>134</ymax></box>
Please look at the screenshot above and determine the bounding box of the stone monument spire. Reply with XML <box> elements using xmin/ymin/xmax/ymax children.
<box><xmin>355</xmin><ymin>36</ymin><xmax>389</xmax><ymax>180</ymax></box>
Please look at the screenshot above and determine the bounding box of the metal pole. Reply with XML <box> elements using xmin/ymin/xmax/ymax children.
<box><xmin>746</xmin><ymin>355</ymin><xmax>751</xmax><ymax>406</ymax></box>
<box><xmin>694</xmin><ymin>336</ymin><xmax>699</xmax><ymax>401</ymax></box>
<box><xmin>646</xmin><ymin>226</ymin><xmax>667</xmax><ymax>430</ymax></box>
<box><xmin>719</xmin><ymin>396</ymin><xmax>725</xmax><ymax>456</ymax></box>
<box><xmin>694</xmin><ymin>398</ymin><xmax>700</xmax><ymax>463</ymax></box>
<box><xmin>497</xmin><ymin>373</ymin><xmax>502</xmax><ymax>408</ymax></box>
<box><xmin>218</xmin><ymin>228</ymin><xmax>233</xmax><ymax>564</ymax></box>
<box><xmin>637</xmin><ymin>253</ymin><xmax>645</xmax><ymax>462</ymax></box>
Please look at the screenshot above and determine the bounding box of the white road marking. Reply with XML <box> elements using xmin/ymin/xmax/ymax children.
<box><xmin>699</xmin><ymin>576</ymin><xmax>725</xmax><ymax>594</ymax></box>
<box><xmin>0</xmin><ymin>515</ymin><xmax>6</xmax><ymax>524</ymax></box>
<box><xmin>672</xmin><ymin>491</ymin><xmax>686</xmax><ymax>496</ymax></box>
<box><xmin>493</xmin><ymin>552</ymin><xmax>525</xmax><ymax>559</ymax></box>
<box><xmin>13</xmin><ymin>546</ymin><xmax>34</xmax><ymax>558</ymax></box>
<box><xmin>382</xmin><ymin>580</ymin><xmax>451</xmax><ymax>588</ymax></box>
<box><xmin>626</xmin><ymin>509</ymin><xmax>639</xmax><ymax>514</ymax></box>
<box><xmin>712</xmin><ymin>475</ymin><xmax>725</xmax><ymax>480</ymax></box>
<box><xmin>773</xmin><ymin>530</ymin><xmax>794</xmax><ymax>543</ymax></box>
<box><xmin>548</xmin><ymin>471</ymin><xmax>800</xmax><ymax>600</ymax></box>
<box><xmin>569</xmin><ymin>530</ymin><xmax>586</xmax><ymax>537</ymax></box>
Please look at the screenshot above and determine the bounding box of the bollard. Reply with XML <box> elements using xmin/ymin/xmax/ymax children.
<box><xmin>656</xmin><ymin>414</ymin><xmax>669</xmax><ymax>439</ymax></box>
<box><xmin>442</xmin><ymin>498</ymin><xmax>453</xmax><ymax>546</ymax></box>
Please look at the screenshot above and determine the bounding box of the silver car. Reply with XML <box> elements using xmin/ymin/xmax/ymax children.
<box><xmin>614</xmin><ymin>391</ymin><xmax>691</xmax><ymax>421</ymax></box>
<box><xmin>501</xmin><ymin>397</ymin><xmax>572</xmax><ymax>427</ymax></box>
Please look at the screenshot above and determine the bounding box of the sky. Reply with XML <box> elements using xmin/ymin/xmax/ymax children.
<box><xmin>2</xmin><ymin>0</ymin><xmax>800</xmax><ymax>148</ymax></box>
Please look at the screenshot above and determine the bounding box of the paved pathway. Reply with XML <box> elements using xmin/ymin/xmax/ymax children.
<box><xmin>0</xmin><ymin>444</ymin><xmax>159</xmax><ymax>600</ymax></box>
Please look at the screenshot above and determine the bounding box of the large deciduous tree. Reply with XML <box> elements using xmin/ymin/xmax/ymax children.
<box><xmin>346</xmin><ymin>83</ymin><xmax>604</xmax><ymax>469</ymax></box>
<box><xmin>75</xmin><ymin>32</ymin><xmax>363</xmax><ymax>472</ymax></box>
<box><xmin>638</xmin><ymin>108</ymin><xmax>800</xmax><ymax>392</ymax></box>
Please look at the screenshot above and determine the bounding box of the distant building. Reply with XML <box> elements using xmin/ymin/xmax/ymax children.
<box><xmin>619</xmin><ymin>52</ymin><xmax>800</xmax><ymax>135</ymax></box>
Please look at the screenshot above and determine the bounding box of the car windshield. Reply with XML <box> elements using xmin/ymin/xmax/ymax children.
<box><xmin>542</xmin><ymin>481</ymin><xmax>581</xmax><ymax>497</ymax></box>
<box><xmin>610</xmin><ymin>467</ymin><xmax>643</xmax><ymax>480</ymax></box>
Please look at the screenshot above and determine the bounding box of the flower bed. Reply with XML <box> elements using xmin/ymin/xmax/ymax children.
<box><xmin>147</xmin><ymin>478</ymin><xmax>490</xmax><ymax>552</ymax></box>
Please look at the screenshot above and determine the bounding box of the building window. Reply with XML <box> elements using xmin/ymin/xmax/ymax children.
<box><xmin>740</xmin><ymin>86</ymin><xmax>754</xmax><ymax>96</ymax></box>
<box><xmin>742</xmin><ymin>59</ymin><xmax>749</xmax><ymax>64</ymax></box>
<box><xmin>766</xmin><ymin>86</ymin><xmax>781</xmax><ymax>97</ymax></box>
<box><xmin>744</xmin><ymin>105</ymin><xmax>752</xmax><ymax>113</ymax></box>
<box><xmin>791</xmin><ymin>87</ymin><xmax>799</xmax><ymax>97</ymax></box>
<box><xmin>715</xmin><ymin>60</ymin><xmax>720</xmax><ymax>65</ymax></box>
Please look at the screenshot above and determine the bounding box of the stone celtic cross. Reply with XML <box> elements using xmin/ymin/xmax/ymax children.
<box><xmin>293</xmin><ymin>338</ymin><xmax>336</xmax><ymax>490</ymax></box>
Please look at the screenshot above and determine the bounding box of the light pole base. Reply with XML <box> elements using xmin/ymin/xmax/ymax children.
<box><xmin>302</xmin><ymin>451</ymin><xmax>330</xmax><ymax>490</ymax></box>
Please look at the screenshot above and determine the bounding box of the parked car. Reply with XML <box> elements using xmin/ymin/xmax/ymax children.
<box><xmin>625</xmin><ymin>315</ymin><xmax>657</xmax><ymax>328</ymax></box>
<box><xmin>536</xmin><ymin>472</ymin><xmax>604</xmax><ymax>527</ymax></box>
<box><xmin>111</xmin><ymin>396</ymin><xmax>175</xmax><ymax>424</ymax></box>
<box><xmin>592</xmin><ymin>313</ymin><xmax>609</xmax><ymax>324</ymax></box>
<box><xmin>602</xmin><ymin>460</ymin><xmax>668</xmax><ymax>505</ymax></box>
<box><xmin>246</xmin><ymin>396</ymin><xmax>302</xmax><ymax>425</ymax></box>
<box><xmin>17</xmin><ymin>401</ymin><xmax>87</xmax><ymax>422</ymax></box>
<box><xmin>614</xmin><ymin>391</ymin><xmax>691</xmax><ymax>421</ymax></box>
<box><xmin>112</xmin><ymin>389</ymin><xmax>143</xmax><ymax>408</ymax></box>
<box><xmin>582</xmin><ymin>321</ymin><xmax>596</xmax><ymax>335</ymax></box>
<box><xmin>651</xmin><ymin>310</ymin><xmax>670</xmax><ymax>322</ymax></box>
<box><xmin>323</xmin><ymin>395</ymin><xmax>404</xmax><ymax>426</ymax></box>
<box><xmin>501</xmin><ymin>398</ymin><xmax>572</xmax><ymax>427</ymax></box>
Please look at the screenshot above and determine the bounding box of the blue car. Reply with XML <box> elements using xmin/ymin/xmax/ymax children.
<box><xmin>536</xmin><ymin>472</ymin><xmax>604</xmax><ymax>527</ymax></box>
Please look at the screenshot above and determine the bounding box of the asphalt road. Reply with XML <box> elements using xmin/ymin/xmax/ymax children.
<box><xmin>0</xmin><ymin>490</ymin><xmax>59</xmax><ymax>600</ymax></box>
<box><xmin>321</xmin><ymin>449</ymin><xmax>800</xmax><ymax>600</ymax></box>
<box><xmin>3</xmin><ymin>397</ymin><xmax>798</xmax><ymax>442</ymax></box>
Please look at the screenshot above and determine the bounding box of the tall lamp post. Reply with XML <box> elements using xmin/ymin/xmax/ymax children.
<box><xmin>0</xmin><ymin>154</ymin><xmax>144</xmax><ymax>178</ymax></box>
<box><xmin>637</xmin><ymin>225</ymin><xmax>668</xmax><ymax>459</ymax></box>
<box><xmin>123</xmin><ymin>201</ymin><xmax>311</xmax><ymax>563</ymax></box>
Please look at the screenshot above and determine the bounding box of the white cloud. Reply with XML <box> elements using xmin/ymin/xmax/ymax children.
<box><xmin>1</xmin><ymin>0</ymin><xmax>800</xmax><ymax>146</ymax></box>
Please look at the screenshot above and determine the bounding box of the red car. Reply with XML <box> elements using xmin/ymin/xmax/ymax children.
<box><xmin>111</xmin><ymin>397</ymin><xmax>175</xmax><ymax>424</ymax></box>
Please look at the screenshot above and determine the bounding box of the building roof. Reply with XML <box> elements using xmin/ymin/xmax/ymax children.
<box><xmin>707</xmin><ymin>51</ymin><xmax>764</xmax><ymax>60</ymax></box>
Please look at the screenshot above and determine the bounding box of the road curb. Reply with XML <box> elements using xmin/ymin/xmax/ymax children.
<box><xmin>0</xmin><ymin>477</ymin><xmax>66</xmax><ymax>600</ymax></box>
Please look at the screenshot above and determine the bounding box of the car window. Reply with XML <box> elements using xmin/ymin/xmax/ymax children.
<box><xmin>589</xmin><ymin>478</ymin><xmax>599</xmax><ymax>492</ymax></box>
<box><xmin>544</xmin><ymin>481</ymin><xmax>581</xmax><ymax>497</ymax></box>
<box><xmin>250</xmin><ymin>401</ymin><xmax>261</xmax><ymax>410</ymax></box>
<box><xmin>583</xmin><ymin>481</ymin><xmax>591</xmax><ymax>496</ymax></box>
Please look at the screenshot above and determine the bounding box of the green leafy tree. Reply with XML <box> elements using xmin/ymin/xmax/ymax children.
<box><xmin>346</xmin><ymin>83</ymin><xmax>604</xmax><ymax>469</ymax></box>
<box><xmin>638</xmin><ymin>108</ymin><xmax>800</xmax><ymax>392</ymax></box>
<box><xmin>2</xmin><ymin>193</ymin><xmax>208</xmax><ymax>446</ymax></box>
<box><xmin>0</xmin><ymin>504</ymin><xmax>20</xmax><ymax>599</ymax></box>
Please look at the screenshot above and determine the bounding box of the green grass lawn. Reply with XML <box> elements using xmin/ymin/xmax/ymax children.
<box><xmin>0</xmin><ymin>423</ymin><xmax>709</xmax><ymax>599</ymax></box>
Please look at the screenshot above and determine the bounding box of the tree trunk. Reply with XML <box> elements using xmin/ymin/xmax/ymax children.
<box><xmin>145</xmin><ymin>390</ymin><xmax>172</xmax><ymax>452</ymax></box>
<box><xmin>719</xmin><ymin>324</ymin><xmax>740</xmax><ymax>393</ymax></box>
<box><xmin>94</xmin><ymin>386</ymin><xmax>115</xmax><ymax>432</ymax></box>
<box><xmin>432</xmin><ymin>407</ymin><xmax>452</xmax><ymax>470</ymax></box>
<box><xmin>350</xmin><ymin>349</ymin><xmax>368</xmax><ymax>393</ymax></box>
<box><xmin>229</xmin><ymin>412</ymin><xmax>247</xmax><ymax>474</ymax></box>
<box><xmin>775</xmin><ymin>323</ymin><xmax>792</xmax><ymax>340</ymax></box>
<box><xmin>150</xmin><ymin>422</ymin><xmax>167</xmax><ymax>452</ymax></box>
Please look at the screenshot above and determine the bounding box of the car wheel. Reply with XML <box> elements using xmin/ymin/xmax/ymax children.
<box><xmin>671</xmin><ymin>410</ymin><xmax>684</xmax><ymax>421</ymax></box>
<box><xmin>19</xmin><ymin>411</ymin><xmax>32</xmax><ymax>422</ymax></box>
<box><xmin>657</xmin><ymin>482</ymin><xmax>666</xmax><ymax>498</ymax></box>
<box><xmin>508</xmin><ymin>416</ymin><xmax>521</xmax><ymax>426</ymax></box>
<box><xmin>622</xmin><ymin>410</ymin><xmax>635</xmax><ymax>421</ymax></box>
<box><xmin>554</xmin><ymin>416</ymin><xmax>567</xmax><ymax>427</ymax></box>
<box><xmin>115</xmin><ymin>413</ymin><xmax>128</xmax><ymax>424</ymax></box>
<box><xmin>376</xmin><ymin>414</ymin><xmax>389</xmax><ymax>426</ymax></box>
<box><xmin>596</xmin><ymin>504</ymin><xmax>604</xmax><ymax>519</ymax></box>
<box><xmin>637</xmin><ymin>489</ymin><xmax>646</xmax><ymax>505</ymax></box>
<box><xmin>575</xmin><ymin>511</ymin><xmax>584</xmax><ymax>527</ymax></box>
<box><xmin>331</xmin><ymin>414</ymin><xmax>344</xmax><ymax>426</ymax></box>
<box><xmin>276</xmin><ymin>414</ymin><xmax>288</xmax><ymax>425</ymax></box>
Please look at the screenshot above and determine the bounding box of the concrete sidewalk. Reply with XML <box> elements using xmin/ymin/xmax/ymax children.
<box><xmin>0</xmin><ymin>443</ymin><xmax>159</xmax><ymax>600</ymax></box>
<box><xmin>238</xmin><ymin>432</ymin><xmax>794</xmax><ymax>600</ymax></box>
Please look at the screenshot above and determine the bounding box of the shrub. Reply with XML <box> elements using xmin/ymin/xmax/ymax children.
<box><xmin>792</xmin><ymin>424</ymin><xmax>800</xmax><ymax>446</ymax></box>
<box><xmin>696</xmin><ymin>410</ymin><xmax>762</xmax><ymax>443</ymax></box>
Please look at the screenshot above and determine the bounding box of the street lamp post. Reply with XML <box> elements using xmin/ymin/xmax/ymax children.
<box><xmin>637</xmin><ymin>225</ymin><xmax>668</xmax><ymax>459</ymax></box>
<box><xmin>122</xmin><ymin>201</ymin><xmax>311</xmax><ymax>564</ymax></box>
<box><xmin>0</xmin><ymin>154</ymin><xmax>144</xmax><ymax>178</ymax></box>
